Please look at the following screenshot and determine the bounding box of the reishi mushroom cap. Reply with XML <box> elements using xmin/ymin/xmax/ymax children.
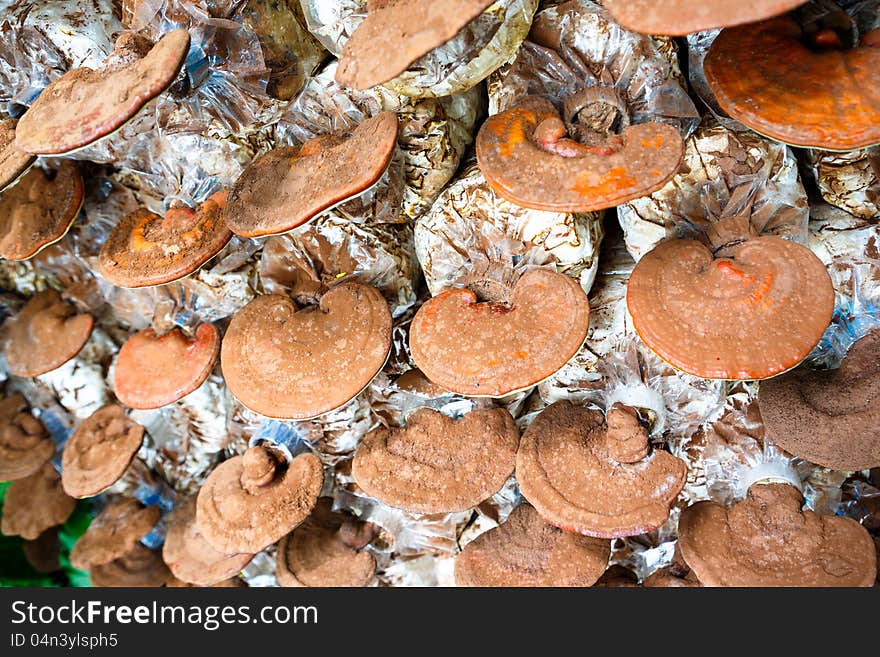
<box><xmin>454</xmin><ymin>504</ymin><xmax>611</xmax><ymax>587</ymax></box>
<box><xmin>409</xmin><ymin>268</ymin><xmax>589</xmax><ymax>397</ymax></box>
<box><xmin>352</xmin><ymin>407</ymin><xmax>520</xmax><ymax>514</ymax></box>
<box><xmin>0</xmin><ymin>463</ymin><xmax>75</xmax><ymax>540</ymax></box>
<box><xmin>223</xmin><ymin>112</ymin><xmax>398</xmax><ymax>238</ymax></box>
<box><xmin>89</xmin><ymin>544</ymin><xmax>171</xmax><ymax>587</ymax></box>
<box><xmin>275</xmin><ymin>498</ymin><xmax>377</xmax><ymax>587</ymax></box>
<box><xmin>69</xmin><ymin>499</ymin><xmax>161</xmax><ymax>570</ymax></box>
<box><xmin>0</xmin><ymin>393</ymin><xmax>54</xmax><ymax>482</ymax></box>
<box><xmin>98</xmin><ymin>190</ymin><xmax>231</xmax><ymax>288</ymax></box>
<box><xmin>603</xmin><ymin>0</ymin><xmax>808</xmax><ymax>37</ymax></box>
<box><xmin>476</xmin><ymin>96</ymin><xmax>684</xmax><ymax>212</ymax></box>
<box><xmin>0</xmin><ymin>119</ymin><xmax>36</xmax><ymax>192</ymax></box>
<box><xmin>678</xmin><ymin>483</ymin><xmax>877</xmax><ymax>587</ymax></box>
<box><xmin>0</xmin><ymin>162</ymin><xmax>83</xmax><ymax>261</ymax></box>
<box><xmin>15</xmin><ymin>29</ymin><xmax>191</xmax><ymax>155</ymax></box>
<box><xmin>22</xmin><ymin>527</ymin><xmax>61</xmax><ymax>573</ymax></box>
<box><xmin>516</xmin><ymin>401</ymin><xmax>687</xmax><ymax>538</ymax></box>
<box><xmin>221</xmin><ymin>282</ymin><xmax>392</xmax><ymax>419</ymax></box>
<box><xmin>113</xmin><ymin>324</ymin><xmax>221</xmax><ymax>410</ymax></box>
<box><xmin>196</xmin><ymin>445</ymin><xmax>324</xmax><ymax>554</ymax></box>
<box><xmin>162</xmin><ymin>496</ymin><xmax>254</xmax><ymax>586</ymax></box>
<box><xmin>705</xmin><ymin>17</ymin><xmax>880</xmax><ymax>151</ymax></box>
<box><xmin>61</xmin><ymin>405</ymin><xmax>146</xmax><ymax>498</ymax></box>
<box><xmin>4</xmin><ymin>290</ymin><xmax>94</xmax><ymax>377</ymax></box>
<box><xmin>627</xmin><ymin>236</ymin><xmax>834</xmax><ymax>380</ymax></box>
<box><xmin>758</xmin><ymin>329</ymin><xmax>880</xmax><ymax>470</ymax></box>
<box><xmin>335</xmin><ymin>0</ymin><xmax>496</xmax><ymax>90</ymax></box>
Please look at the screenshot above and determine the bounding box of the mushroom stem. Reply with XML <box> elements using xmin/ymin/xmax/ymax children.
<box><xmin>605</xmin><ymin>403</ymin><xmax>650</xmax><ymax>464</ymax></box>
<box><xmin>563</xmin><ymin>85</ymin><xmax>631</xmax><ymax>148</ymax></box>
<box><xmin>532</xmin><ymin>117</ymin><xmax>620</xmax><ymax>157</ymax></box>
<box><xmin>337</xmin><ymin>519</ymin><xmax>377</xmax><ymax>550</ymax></box>
<box><xmin>240</xmin><ymin>446</ymin><xmax>280</xmax><ymax>494</ymax></box>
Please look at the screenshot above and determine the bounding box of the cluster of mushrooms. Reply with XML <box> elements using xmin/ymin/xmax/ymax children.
<box><xmin>0</xmin><ymin>0</ymin><xmax>878</xmax><ymax>588</ymax></box>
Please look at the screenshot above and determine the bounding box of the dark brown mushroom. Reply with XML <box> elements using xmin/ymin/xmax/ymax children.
<box><xmin>4</xmin><ymin>290</ymin><xmax>94</xmax><ymax>377</ymax></box>
<box><xmin>0</xmin><ymin>118</ymin><xmax>36</xmax><ymax>192</ymax></box>
<box><xmin>195</xmin><ymin>445</ymin><xmax>323</xmax><ymax>554</ymax></box>
<box><xmin>0</xmin><ymin>393</ymin><xmax>54</xmax><ymax>481</ymax></box>
<box><xmin>352</xmin><ymin>407</ymin><xmax>520</xmax><ymax>514</ymax></box>
<box><xmin>22</xmin><ymin>527</ymin><xmax>61</xmax><ymax>573</ymax></box>
<box><xmin>409</xmin><ymin>268</ymin><xmax>589</xmax><ymax>397</ymax></box>
<box><xmin>69</xmin><ymin>499</ymin><xmax>161</xmax><ymax>570</ymax></box>
<box><xmin>516</xmin><ymin>401</ymin><xmax>687</xmax><ymax>538</ymax></box>
<box><xmin>0</xmin><ymin>463</ymin><xmax>75</xmax><ymax>540</ymax></box>
<box><xmin>678</xmin><ymin>483</ymin><xmax>877</xmax><ymax>586</ymax></box>
<box><xmin>223</xmin><ymin>112</ymin><xmax>398</xmax><ymax>238</ymax></box>
<box><xmin>476</xmin><ymin>95</ymin><xmax>684</xmax><ymax>212</ymax></box>
<box><xmin>89</xmin><ymin>544</ymin><xmax>171</xmax><ymax>587</ymax></box>
<box><xmin>454</xmin><ymin>504</ymin><xmax>610</xmax><ymax>587</ymax></box>
<box><xmin>15</xmin><ymin>30</ymin><xmax>191</xmax><ymax>155</ymax></box>
<box><xmin>221</xmin><ymin>282</ymin><xmax>392</xmax><ymax>419</ymax></box>
<box><xmin>113</xmin><ymin>324</ymin><xmax>220</xmax><ymax>410</ymax></box>
<box><xmin>61</xmin><ymin>405</ymin><xmax>146</xmax><ymax>498</ymax></box>
<box><xmin>0</xmin><ymin>162</ymin><xmax>83</xmax><ymax>261</ymax></box>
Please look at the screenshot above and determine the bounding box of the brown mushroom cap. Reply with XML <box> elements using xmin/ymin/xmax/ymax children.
<box><xmin>98</xmin><ymin>190</ymin><xmax>231</xmax><ymax>288</ymax></box>
<box><xmin>15</xmin><ymin>30</ymin><xmax>191</xmax><ymax>155</ymax></box>
<box><xmin>22</xmin><ymin>527</ymin><xmax>61</xmax><ymax>573</ymax></box>
<box><xmin>352</xmin><ymin>407</ymin><xmax>520</xmax><ymax>514</ymax></box>
<box><xmin>603</xmin><ymin>0</ymin><xmax>807</xmax><ymax>37</ymax></box>
<box><xmin>705</xmin><ymin>18</ymin><xmax>880</xmax><ymax>151</ymax></box>
<box><xmin>275</xmin><ymin>498</ymin><xmax>376</xmax><ymax>587</ymax></box>
<box><xmin>678</xmin><ymin>483</ymin><xmax>877</xmax><ymax>586</ymax></box>
<box><xmin>476</xmin><ymin>96</ymin><xmax>684</xmax><ymax>212</ymax></box>
<box><xmin>5</xmin><ymin>290</ymin><xmax>94</xmax><ymax>377</ymax></box>
<box><xmin>758</xmin><ymin>329</ymin><xmax>880</xmax><ymax>470</ymax></box>
<box><xmin>223</xmin><ymin>112</ymin><xmax>398</xmax><ymax>238</ymax></box>
<box><xmin>335</xmin><ymin>0</ymin><xmax>496</xmax><ymax>90</ymax></box>
<box><xmin>221</xmin><ymin>282</ymin><xmax>392</xmax><ymax>419</ymax></box>
<box><xmin>0</xmin><ymin>463</ymin><xmax>75</xmax><ymax>540</ymax></box>
<box><xmin>0</xmin><ymin>162</ymin><xmax>83</xmax><ymax>261</ymax></box>
<box><xmin>162</xmin><ymin>496</ymin><xmax>254</xmax><ymax>586</ymax></box>
<box><xmin>61</xmin><ymin>405</ymin><xmax>145</xmax><ymax>498</ymax></box>
<box><xmin>516</xmin><ymin>401</ymin><xmax>687</xmax><ymax>538</ymax></box>
<box><xmin>113</xmin><ymin>324</ymin><xmax>220</xmax><ymax>410</ymax></box>
<box><xmin>627</xmin><ymin>236</ymin><xmax>834</xmax><ymax>380</ymax></box>
<box><xmin>0</xmin><ymin>393</ymin><xmax>54</xmax><ymax>481</ymax></box>
<box><xmin>89</xmin><ymin>544</ymin><xmax>171</xmax><ymax>587</ymax></box>
<box><xmin>454</xmin><ymin>504</ymin><xmax>610</xmax><ymax>587</ymax></box>
<box><xmin>69</xmin><ymin>499</ymin><xmax>161</xmax><ymax>569</ymax></box>
<box><xmin>0</xmin><ymin>119</ymin><xmax>36</xmax><ymax>192</ymax></box>
<box><xmin>409</xmin><ymin>268</ymin><xmax>589</xmax><ymax>397</ymax></box>
<box><xmin>195</xmin><ymin>445</ymin><xmax>324</xmax><ymax>554</ymax></box>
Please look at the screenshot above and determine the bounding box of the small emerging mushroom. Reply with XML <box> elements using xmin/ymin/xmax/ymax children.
<box><xmin>603</xmin><ymin>0</ymin><xmax>807</xmax><ymax>36</ymax></box>
<box><xmin>335</xmin><ymin>0</ymin><xmax>497</xmax><ymax>90</ymax></box>
<box><xmin>0</xmin><ymin>463</ymin><xmax>75</xmax><ymax>540</ymax></box>
<box><xmin>276</xmin><ymin>498</ymin><xmax>377</xmax><ymax>587</ymax></box>
<box><xmin>516</xmin><ymin>401</ymin><xmax>687</xmax><ymax>538</ymax></box>
<box><xmin>4</xmin><ymin>290</ymin><xmax>94</xmax><ymax>377</ymax></box>
<box><xmin>0</xmin><ymin>162</ymin><xmax>83</xmax><ymax>261</ymax></box>
<box><xmin>0</xmin><ymin>119</ymin><xmax>36</xmax><ymax>192</ymax></box>
<box><xmin>15</xmin><ymin>30</ymin><xmax>191</xmax><ymax>155</ymax></box>
<box><xmin>196</xmin><ymin>444</ymin><xmax>323</xmax><ymax>554</ymax></box>
<box><xmin>627</xmin><ymin>234</ymin><xmax>834</xmax><ymax>380</ymax></box>
<box><xmin>89</xmin><ymin>544</ymin><xmax>171</xmax><ymax>587</ymax></box>
<box><xmin>352</xmin><ymin>407</ymin><xmax>520</xmax><ymax>514</ymax></box>
<box><xmin>678</xmin><ymin>483</ymin><xmax>877</xmax><ymax>586</ymax></box>
<box><xmin>705</xmin><ymin>15</ymin><xmax>880</xmax><ymax>150</ymax></box>
<box><xmin>758</xmin><ymin>329</ymin><xmax>880</xmax><ymax>470</ymax></box>
<box><xmin>476</xmin><ymin>95</ymin><xmax>684</xmax><ymax>212</ymax></box>
<box><xmin>0</xmin><ymin>393</ymin><xmax>54</xmax><ymax>482</ymax></box>
<box><xmin>454</xmin><ymin>504</ymin><xmax>610</xmax><ymax>587</ymax></box>
<box><xmin>162</xmin><ymin>496</ymin><xmax>254</xmax><ymax>587</ymax></box>
<box><xmin>223</xmin><ymin>112</ymin><xmax>398</xmax><ymax>238</ymax></box>
<box><xmin>113</xmin><ymin>323</ymin><xmax>220</xmax><ymax>410</ymax></box>
<box><xmin>61</xmin><ymin>405</ymin><xmax>146</xmax><ymax>498</ymax></box>
<box><xmin>98</xmin><ymin>190</ymin><xmax>231</xmax><ymax>288</ymax></box>
<box><xmin>221</xmin><ymin>281</ymin><xmax>392</xmax><ymax>419</ymax></box>
<box><xmin>69</xmin><ymin>499</ymin><xmax>161</xmax><ymax>570</ymax></box>
<box><xmin>409</xmin><ymin>268</ymin><xmax>589</xmax><ymax>397</ymax></box>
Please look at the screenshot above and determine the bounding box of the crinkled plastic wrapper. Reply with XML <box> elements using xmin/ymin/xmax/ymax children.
<box><xmin>809</xmin><ymin>147</ymin><xmax>880</xmax><ymax>222</ymax></box>
<box><xmin>415</xmin><ymin>162</ymin><xmax>604</xmax><ymax>296</ymax></box>
<box><xmin>487</xmin><ymin>0</ymin><xmax>698</xmax><ymax>137</ymax></box>
<box><xmin>301</xmin><ymin>0</ymin><xmax>538</xmax><ymax>98</ymax></box>
<box><xmin>618</xmin><ymin>118</ymin><xmax>809</xmax><ymax>261</ymax></box>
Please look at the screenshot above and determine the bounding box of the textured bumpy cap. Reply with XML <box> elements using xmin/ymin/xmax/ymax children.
<box><xmin>69</xmin><ymin>499</ymin><xmax>161</xmax><ymax>569</ymax></box>
<box><xmin>0</xmin><ymin>119</ymin><xmax>36</xmax><ymax>192</ymax></box>
<box><xmin>0</xmin><ymin>464</ymin><xmax>76</xmax><ymax>540</ymax></box>
<box><xmin>0</xmin><ymin>394</ymin><xmax>54</xmax><ymax>482</ymax></box>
